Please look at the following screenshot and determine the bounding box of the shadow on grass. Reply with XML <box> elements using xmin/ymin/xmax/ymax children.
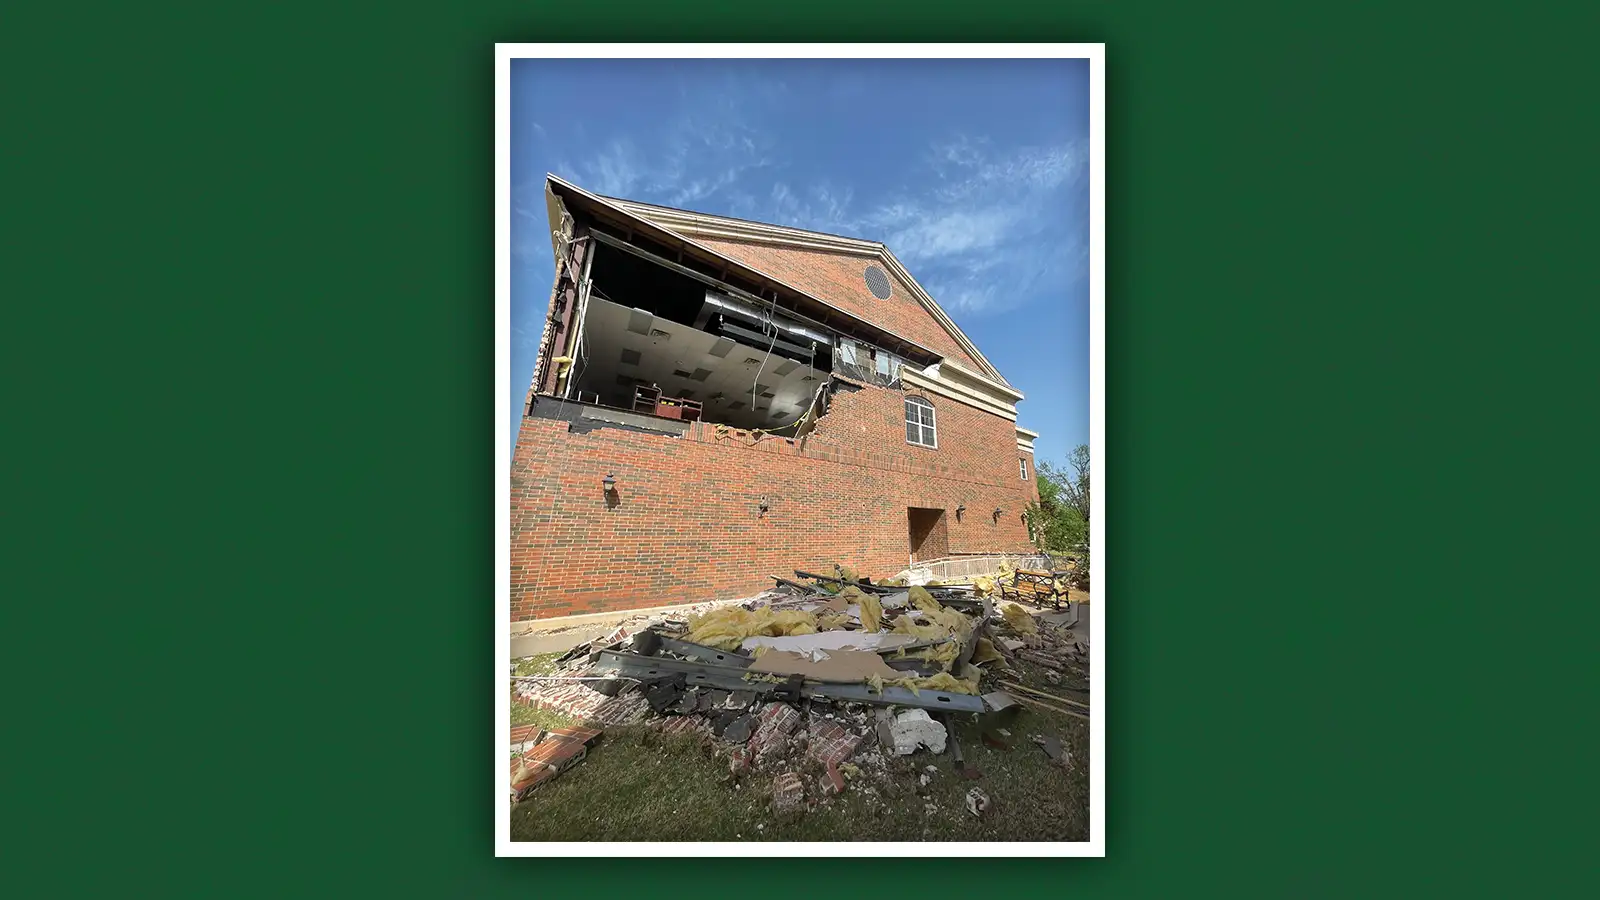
<box><xmin>510</xmin><ymin>656</ymin><xmax>1087</xmax><ymax>843</ymax></box>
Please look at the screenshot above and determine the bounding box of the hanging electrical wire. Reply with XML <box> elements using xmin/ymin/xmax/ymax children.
<box><xmin>748</xmin><ymin>289</ymin><xmax>782</xmax><ymax>421</ymax></box>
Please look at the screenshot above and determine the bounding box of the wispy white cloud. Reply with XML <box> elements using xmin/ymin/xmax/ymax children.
<box><xmin>551</xmin><ymin>117</ymin><xmax>773</xmax><ymax>211</ymax></box>
<box><xmin>520</xmin><ymin>87</ymin><xmax>1087</xmax><ymax>318</ymax></box>
<box><xmin>860</xmin><ymin>136</ymin><xmax>1088</xmax><ymax>315</ymax></box>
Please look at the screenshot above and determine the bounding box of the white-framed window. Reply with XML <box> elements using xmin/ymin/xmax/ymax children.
<box><xmin>905</xmin><ymin>396</ymin><xmax>936</xmax><ymax>448</ymax></box>
<box><xmin>1020</xmin><ymin>458</ymin><xmax>1028</xmax><ymax>480</ymax></box>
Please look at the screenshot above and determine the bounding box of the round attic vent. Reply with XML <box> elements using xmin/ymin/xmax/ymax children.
<box><xmin>864</xmin><ymin>265</ymin><xmax>892</xmax><ymax>300</ymax></box>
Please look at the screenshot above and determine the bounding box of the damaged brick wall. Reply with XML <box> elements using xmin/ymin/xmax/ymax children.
<box><xmin>511</xmin><ymin>380</ymin><xmax>1038</xmax><ymax>621</ymax></box>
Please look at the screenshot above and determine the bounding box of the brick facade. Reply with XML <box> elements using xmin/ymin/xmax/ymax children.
<box><xmin>511</xmin><ymin>377</ymin><xmax>1038</xmax><ymax>622</ymax></box>
<box><xmin>690</xmin><ymin>236</ymin><xmax>990</xmax><ymax>374</ymax></box>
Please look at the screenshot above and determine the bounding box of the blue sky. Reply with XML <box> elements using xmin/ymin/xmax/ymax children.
<box><xmin>511</xmin><ymin>58</ymin><xmax>1089</xmax><ymax>469</ymax></box>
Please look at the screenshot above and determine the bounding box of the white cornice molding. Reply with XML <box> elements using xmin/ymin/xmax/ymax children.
<box><xmin>605</xmin><ymin>192</ymin><xmax>1013</xmax><ymax>389</ymax></box>
<box><xmin>901</xmin><ymin>367</ymin><xmax>1017</xmax><ymax>421</ymax></box>
<box><xmin>940</xmin><ymin>359</ymin><xmax>1025</xmax><ymax>401</ymax></box>
<box><xmin>1016</xmin><ymin>425</ymin><xmax>1039</xmax><ymax>453</ymax></box>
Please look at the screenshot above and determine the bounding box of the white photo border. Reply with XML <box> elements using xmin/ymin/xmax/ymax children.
<box><xmin>496</xmin><ymin>42</ymin><xmax>1105</xmax><ymax>857</ymax></box>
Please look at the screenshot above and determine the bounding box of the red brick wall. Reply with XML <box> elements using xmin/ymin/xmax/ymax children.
<box><xmin>690</xmin><ymin>237</ymin><xmax>990</xmax><ymax>374</ymax></box>
<box><xmin>510</xmin><ymin>381</ymin><xmax>1038</xmax><ymax>622</ymax></box>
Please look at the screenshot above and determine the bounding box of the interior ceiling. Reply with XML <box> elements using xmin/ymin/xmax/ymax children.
<box><xmin>571</xmin><ymin>296</ymin><xmax>826</xmax><ymax>431</ymax></box>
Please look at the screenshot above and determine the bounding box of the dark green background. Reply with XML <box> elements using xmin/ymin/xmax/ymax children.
<box><xmin>8</xmin><ymin>0</ymin><xmax>1590</xmax><ymax>894</ymax></box>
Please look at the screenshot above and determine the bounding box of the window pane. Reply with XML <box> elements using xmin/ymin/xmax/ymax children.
<box><xmin>905</xmin><ymin>400</ymin><xmax>916</xmax><ymax>421</ymax></box>
<box><xmin>921</xmin><ymin>425</ymin><xmax>936</xmax><ymax>445</ymax></box>
<box><xmin>907</xmin><ymin>422</ymin><xmax>919</xmax><ymax>443</ymax></box>
<box><xmin>920</xmin><ymin>406</ymin><xmax>935</xmax><ymax>426</ymax></box>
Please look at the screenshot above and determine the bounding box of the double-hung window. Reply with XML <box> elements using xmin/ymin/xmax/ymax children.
<box><xmin>905</xmin><ymin>396</ymin><xmax>937</xmax><ymax>448</ymax></box>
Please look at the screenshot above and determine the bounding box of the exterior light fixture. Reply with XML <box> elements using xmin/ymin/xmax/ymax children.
<box><xmin>602</xmin><ymin>474</ymin><xmax>616</xmax><ymax>493</ymax></box>
<box><xmin>758</xmin><ymin>495</ymin><xmax>770</xmax><ymax>515</ymax></box>
<box><xmin>993</xmin><ymin>507</ymin><xmax>1003</xmax><ymax>521</ymax></box>
<box><xmin>956</xmin><ymin>504</ymin><xmax>967</xmax><ymax>521</ymax></box>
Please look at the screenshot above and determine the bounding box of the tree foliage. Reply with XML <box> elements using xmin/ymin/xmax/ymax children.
<box><xmin>1024</xmin><ymin>444</ymin><xmax>1090</xmax><ymax>555</ymax></box>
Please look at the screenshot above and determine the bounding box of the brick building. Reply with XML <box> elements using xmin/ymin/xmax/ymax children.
<box><xmin>513</xmin><ymin>175</ymin><xmax>1041</xmax><ymax>622</ymax></box>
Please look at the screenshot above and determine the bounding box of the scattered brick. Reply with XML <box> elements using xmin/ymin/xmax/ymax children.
<box><xmin>806</xmin><ymin>720</ymin><xmax>863</xmax><ymax>768</ymax></box>
<box><xmin>654</xmin><ymin>715</ymin><xmax>710</xmax><ymax>737</ymax></box>
<box><xmin>772</xmin><ymin>772</ymin><xmax>805</xmax><ymax>816</ymax></box>
<box><xmin>824</xmin><ymin>762</ymin><xmax>845</xmax><ymax>795</ymax></box>
<box><xmin>747</xmin><ymin>703</ymin><xmax>803</xmax><ymax>762</ymax></box>
<box><xmin>509</xmin><ymin>727</ymin><xmax>603</xmax><ymax>800</ymax></box>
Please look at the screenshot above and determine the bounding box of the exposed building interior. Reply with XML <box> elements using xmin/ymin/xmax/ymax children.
<box><xmin>532</xmin><ymin>180</ymin><xmax>956</xmax><ymax>438</ymax></box>
<box><xmin>559</xmin><ymin>235</ymin><xmax>913</xmax><ymax>434</ymax></box>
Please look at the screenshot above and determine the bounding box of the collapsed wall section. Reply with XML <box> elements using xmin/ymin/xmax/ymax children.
<box><xmin>510</xmin><ymin>382</ymin><xmax>1037</xmax><ymax>622</ymax></box>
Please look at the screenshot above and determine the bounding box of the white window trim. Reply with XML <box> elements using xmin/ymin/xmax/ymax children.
<box><xmin>905</xmin><ymin>396</ymin><xmax>938</xmax><ymax>449</ymax></box>
<box><xmin>1020</xmin><ymin>458</ymin><xmax>1028</xmax><ymax>480</ymax></box>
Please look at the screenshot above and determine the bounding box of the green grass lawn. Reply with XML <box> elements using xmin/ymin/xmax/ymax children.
<box><xmin>509</xmin><ymin>655</ymin><xmax>1088</xmax><ymax>842</ymax></box>
<box><xmin>510</xmin><ymin>653</ymin><xmax>578</xmax><ymax>731</ymax></box>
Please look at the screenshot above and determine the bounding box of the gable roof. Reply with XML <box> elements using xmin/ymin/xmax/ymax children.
<box><xmin>604</xmin><ymin>196</ymin><xmax>1013</xmax><ymax>389</ymax></box>
<box><xmin>541</xmin><ymin>175</ymin><xmax>1027</xmax><ymax>423</ymax></box>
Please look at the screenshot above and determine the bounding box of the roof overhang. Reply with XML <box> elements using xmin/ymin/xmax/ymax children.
<box><xmin>544</xmin><ymin>175</ymin><xmax>944</xmax><ymax>368</ymax></box>
<box><xmin>609</xmin><ymin>195</ymin><xmax>1013</xmax><ymax>388</ymax></box>
<box><xmin>1016</xmin><ymin>426</ymin><xmax>1039</xmax><ymax>454</ymax></box>
<box><xmin>901</xmin><ymin>362</ymin><xmax>1020</xmax><ymax>422</ymax></box>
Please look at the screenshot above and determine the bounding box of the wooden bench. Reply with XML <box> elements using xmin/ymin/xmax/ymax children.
<box><xmin>999</xmin><ymin>569</ymin><xmax>1068</xmax><ymax>610</ymax></box>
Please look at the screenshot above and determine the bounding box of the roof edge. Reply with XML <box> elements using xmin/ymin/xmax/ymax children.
<box><xmin>901</xmin><ymin>366</ymin><xmax>1017</xmax><ymax>422</ymax></box>
<box><xmin>543</xmin><ymin>174</ymin><xmax>945</xmax><ymax>364</ymax></box>
<box><xmin>605</xmin><ymin>193</ymin><xmax>1013</xmax><ymax>388</ymax></box>
<box><xmin>611</xmin><ymin>199</ymin><xmax>884</xmax><ymax>257</ymax></box>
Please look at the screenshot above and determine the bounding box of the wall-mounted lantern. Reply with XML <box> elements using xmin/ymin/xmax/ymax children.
<box><xmin>992</xmin><ymin>507</ymin><xmax>1003</xmax><ymax>522</ymax></box>
<box><xmin>602</xmin><ymin>473</ymin><xmax>617</xmax><ymax>494</ymax></box>
<box><xmin>955</xmin><ymin>503</ymin><xmax>967</xmax><ymax>522</ymax></box>
<box><xmin>758</xmin><ymin>495</ymin><xmax>770</xmax><ymax>516</ymax></box>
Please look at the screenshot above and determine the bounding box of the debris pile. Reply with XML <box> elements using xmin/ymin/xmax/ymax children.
<box><xmin>510</xmin><ymin>566</ymin><xmax>1090</xmax><ymax>813</ymax></box>
<box><xmin>508</xmin><ymin>725</ymin><xmax>602</xmax><ymax>800</ymax></box>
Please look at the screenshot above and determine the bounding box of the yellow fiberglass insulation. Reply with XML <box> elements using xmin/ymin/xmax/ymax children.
<box><xmin>887</xmin><ymin>672</ymin><xmax>980</xmax><ymax>696</ymax></box>
<box><xmin>973</xmin><ymin>575</ymin><xmax>996</xmax><ymax>596</ymax></box>
<box><xmin>907</xmin><ymin>639</ymin><xmax>961</xmax><ymax>667</ymax></box>
<box><xmin>916</xmin><ymin>671</ymin><xmax>980</xmax><ymax>694</ymax></box>
<box><xmin>836</xmin><ymin>585</ymin><xmax>868</xmax><ymax>604</ymax></box>
<box><xmin>858</xmin><ymin>593</ymin><xmax>884</xmax><ymax>633</ymax></box>
<box><xmin>929</xmin><ymin>607</ymin><xmax>973</xmax><ymax>638</ymax></box>
<box><xmin>1001</xmin><ymin>603</ymin><xmax>1039</xmax><ymax>635</ymax></box>
<box><xmin>890</xmin><ymin>618</ymin><xmax>948</xmax><ymax>641</ymax></box>
<box><xmin>684</xmin><ymin>606</ymin><xmax>821</xmax><ymax>650</ymax></box>
<box><xmin>971</xmin><ymin>636</ymin><xmax>1004</xmax><ymax>665</ymax></box>
<box><xmin>908</xmin><ymin>586</ymin><xmax>941</xmax><ymax>613</ymax></box>
<box><xmin>766</xmin><ymin>609</ymin><xmax>819</xmax><ymax>634</ymax></box>
<box><xmin>816</xmin><ymin>613</ymin><xmax>850</xmax><ymax>631</ymax></box>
